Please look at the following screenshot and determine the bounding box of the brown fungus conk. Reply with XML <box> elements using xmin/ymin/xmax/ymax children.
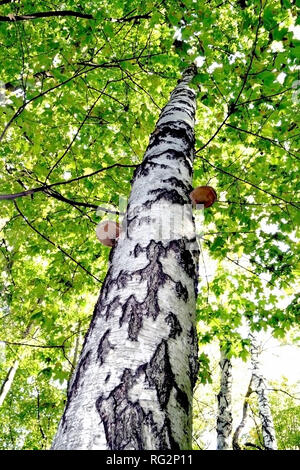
<box><xmin>96</xmin><ymin>221</ymin><xmax>120</xmax><ymax>247</ymax></box>
<box><xmin>189</xmin><ymin>186</ymin><xmax>217</xmax><ymax>208</ymax></box>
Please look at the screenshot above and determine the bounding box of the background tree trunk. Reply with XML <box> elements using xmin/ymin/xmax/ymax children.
<box><xmin>0</xmin><ymin>359</ymin><xmax>19</xmax><ymax>407</ymax></box>
<box><xmin>0</xmin><ymin>321</ymin><xmax>34</xmax><ymax>406</ymax></box>
<box><xmin>216</xmin><ymin>348</ymin><xmax>233</xmax><ymax>449</ymax></box>
<box><xmin>249</xmin><ymin>333</ymin><xmax>277</xmax><ymax>450</ymax></box>
<box><xmin>52</xmin><ymin>65</ymin><xmax>200</xmax><ymax>450</ymax></box>
<box><xmin>232</xmin><ymin>375</ymin><xmax>253</xmax><ymax>450</ymax></box>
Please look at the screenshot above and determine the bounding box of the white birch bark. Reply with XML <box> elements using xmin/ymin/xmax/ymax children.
<box><xmin>232</xmin><ymin>376</ymin><xmax>253</xmax><ymax>450</ymax></box>
<box><xmin>249</xmin><ymin>333</ymin><xmax>277</xmax><ymax>450</ymax></box>
<box><xmin>52</xmin><ymin>65</ymin><xmax>200</xmax><ymax>450</ymax></box>
<box><xmin>216</xmin><ymin>349</ymin><xmax>232</xmax><ymax>450</ymax></box>
<box><xmin>0</xmin><ymin>321</ymin><xmax>34</xmax><ymax>406</ymax></box>
<box><xmin>0</xmin><ymin>359</ymin><xmax>19</xmax><ymax>406</ymax></box>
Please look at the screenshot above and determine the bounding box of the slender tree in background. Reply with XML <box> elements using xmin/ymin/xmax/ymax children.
<box><xmin>232</xmin><ymin>376</ymin><xmax>253</xmax><ymax>450</ymax></box>
<box><xmin>0</xmin><ymin>359</ymin><xmax>19</xmax><ymax>407</ymax></box>
<box><xmin>0</xmin><ymin>321</ymin><xmax>34</xmax><ymax>407</ymax></box>
<box><xmin>249</xmin><ymin>333</ymin><xmax>277</xmax><ymax>450</ymax></box>
<box><xmin>216</xmin><ymin>348</ymin><xmax>233</xmax><ymax>450</ymax></box>
<box><xmin>52</xmin><ymin>65</ymin><xmax>200</xmax><ymax>450</ymax></box>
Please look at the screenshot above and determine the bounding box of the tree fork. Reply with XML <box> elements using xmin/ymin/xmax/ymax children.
<box><xmin>52</xmin><ymin>65</ymin><xmax>200</xmax><ymax>450</ymax></box>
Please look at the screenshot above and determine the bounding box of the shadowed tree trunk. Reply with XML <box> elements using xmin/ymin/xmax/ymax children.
<box><xmin>249</xmin><ymin>333</ymin><xmax>277</xmax><ymax>450</ymax></box>
<box><xmin>232</xmin><ymin>375</ymin><xmax>253</xmax><ymax>450</ymax></box>
<box><xmin>216</xmin><ymin>348</ymin><xmax>233</xmax><ymax>449</ymax></box>
<box><xmin>52</xmin><ymin>65</ymin><xmax>200</xmax><ymax>450</ymax></box>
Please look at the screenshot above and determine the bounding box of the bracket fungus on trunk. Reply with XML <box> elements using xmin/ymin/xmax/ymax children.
<box><xmin>96</xmin><ymin>221</ymin><xmax>121</xmax><ymax>247</ymax></box>
<box><xmin>189</xmin><ymin>186</ymin><xmax>217</xmax><ymax>208</ymax></box>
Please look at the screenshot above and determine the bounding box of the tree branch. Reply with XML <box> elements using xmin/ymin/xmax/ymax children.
<box><xmin>0</xmin><ymin>54</ymin><xmax>163</xmax><ymax>143</ymax></box>
<box><xmin>197</xmin><ymin>154</ymin><xmax>300</xmax><ymax>209</ymax></box>
<box><xmin>266</xmin><ymin>388</ymin><xmax>300</xmax><ymax>400</ymax></box>
<box><xmin>44</xmin><ymin>189</ymin><xmax>121</xmax><ymax>215</ymax></box>
<box><xmin>0</xmin><ymin>187</ymin><xmax>42</xmax><ymax>200</ymax></box>
<box><xmin>112</xmin><ymin>12</ymin><xmax>151</xmax><ymax>23</ymax></box>
<box><xmin>196</xmin><ymin>115</ymin><xmax>230</xmax><ymax>153</ymax></box>
<box><xmin>14</xmin><ymin>201</ymin><xmax>101</xmax><ymax>283</ymax></box>
<box><xmin>196</xmin><ymin>2</ymin><xmax>263</xmax><ymax>153</ymax></box>
<box><xmin>244</xmin><ymin>442</ymin><xmax>264</xmax><ymax>450</ymax></box>
<box><xmin>0</xmin><ymin>340</ymin><xmax>63</xmax><ymax>349</ymax></box>
<box><xmin>225</xmin><ymin>123</ymin><xmax>300</xmax><ymax>161</ymax></box>
<box><xmin>233</xmin><ymin>1</ymin><xmax>263</xmax><ymax>106</ymax></box>
<box><xmin>0</xmin><ymin>10</ymin><xmax>94</xmax><ymax>22</ymax></box>
<box><xmin>225</xmin><ymin>255</ymin><xmax>274</xmax><ymax>286</ymax></box>
<box><xmin>45</xmin><ymin>87</ymin><xmax>108</xmax><ymax>182</ymax></box>
<box><xmin>236</xmin><ymin>87</ymin><xmax>293</xmax><ymax>108</ymax></box>
<box><xmin>0</xmin><ymin>163</ymin><xmax>138</xmax><ymax>205</ymax></box>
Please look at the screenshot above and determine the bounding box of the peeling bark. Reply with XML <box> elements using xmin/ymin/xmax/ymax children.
<box><xmin>216</xmin><ymin>349</ymin><xmax>232</xmax><ymax>450</ymax></box>
<box><xmin>52</xmin><ymin>65</ymin><xmax>200</xmax><ymax>450</ymax></box>
<box><xmin>249</xmin><ymin>333</ymin><xmax>277</xmax><ymax>450</ymax></box>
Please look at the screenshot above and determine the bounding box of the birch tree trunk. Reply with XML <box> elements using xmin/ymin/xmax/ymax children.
<box><xmin>0</xmin><ymin>359</ymin><xmax>19</xmax><ymax>406</ymax></box>
<box><xmin>0</xmin><ymin>321</ymin><xmax>34</xmax><ymax>406</ymax></box>
<box><xmin>232</xmin><ymin>376</ymin><xmax>253</xmax><ymax>450</ymax></box>
<box><xmin>216</xmin><ymin>349</ymin><xmax>232</xmax><ymax>450</ymax></box>
<box><xmin>249</xmin><ymin>333</ymin><xmax>277</xmax><ymax>450</ymax></box>
<box><xmin>52</xmin><ymin>65</ymin><xmax>200</xmax><ymax>450</ymax></box>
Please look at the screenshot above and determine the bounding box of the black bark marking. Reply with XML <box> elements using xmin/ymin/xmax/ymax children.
<box><xmin>123</xmin><ymin>203</ymin><xmax>137</xmax><ymax>233</ymax></box>
<box><xmin>120</xmin><ymin>295</ymin><xmax>144</xmax><ymax>341</ymax></box>
<box><xmin>174</xmin><ymin>386</ymin><xmax>190</xmax><ymax>414</ymax></box>
<box><xmin>164</xmin><ymin>149</ymin><xmax>193</xmax><ymax>175</ymax></box>
<box><xmin>134</xmin><ymin>243</ymin><xmax>143</xmax><ymax>258</ymax></box>
<box><xmin>146</xmin><ymin>339</ymin><xmax>190</xmax><ymax>416</ymax></box>
<box><xmin>165</xmin><ymin>312</ymin><xmax>183</xmax><ymax>338</ymax></box>
<box><xmin>148</xmin><ymin>123</ymin><xmax>195</xmax><ymax>152</ymax></box>
<box><xmin>91</xmin><ymin>239</ymin><xmax>198</xmax><ymax>342</ymax></box>
<box><xmin>101</xmin><ymin>264</ymin><xmax>115</xmax><ymax>301</ymax></box>
<box><xmin>61</xmin><ymin>349</ymin><xmax>92</xmax><ymax>431</ymax></box>
<box><xmin>96</xmin><ymin>368</ymin><xmax>142</xmax><ymax>450</ymax></box>
<box><xmin>162</xmin><ymin>177</ymin><xmax>193</xmax><ymax>196</ymax></box>
<box><xmin>119</xmin><ymin>242</ymin><xmax>170</xmax><ymax>339</ymax></box>
<box><xmin>97</xmin><ymin>329</ymin><xmax>114</xmax><ymax>365</ymax></box>
<box><xmin>160</xmin><ymin>105</ymin><xmax>194</xmax><ymax>121</ymax></box>
<box><xmin>175</xmin><ymin>281</ymin><xmax>189</xmax><ymax>302</ymax></box>
<box><xmin>117</xmin><ymin>270</ymin><xmax>132</xmax><ymax>289</ymax></box>
<box><xmin>168</xmin><ymin>239</ymin><xmax>197</xmax><ymax>282</ymax></box>
<box><xmin>173</xmin><ymin>98</ymin><xmax>196</xmax><ymax>110</ymax></box>
<box><xmin>171</xmin><ymin>88</ymin><xmax>195</xmax><ymax>101</ymax></box>
<box><xmin>187</xmin><ymin>326</ymin><xmax>199</xmax><ymax>388</ymax></box>
<box><xmin>96</xmin><ymin>367</ymin><xmax>180</xmax><ymax>450</ymax></box>
<box><xmin>145</xmin><ymin>188</ymin><xmax>187</xmax><ymax>208</ymax></box>
<box><xmin>105</xmin><ymin>295</ymin><xmax>121</xmax><ymax>320</ymax></box>
<box><xmin>139</xmin><ymin>216</ymin><xmax>152</xmax><ymax>226</ymax></box>
<box><xmin>71</xmin><ymin>350</ymin><xmax>92</xmax><ymax>396</ymax></box>
<box><xmin>132</xmin><ymin>160</ymin><xmax>170</xmax><ymax>180</ymax></box>
<box><xmin>145</xmin><ymin>340</ymin><xmax>174</xmax><ymax>409</ymax></box>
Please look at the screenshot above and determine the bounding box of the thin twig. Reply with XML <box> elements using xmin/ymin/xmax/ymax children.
<box><xmin>14</xmin><ymin>201</ymin><xmax>101</xmax><ymax>282</ymax></box>
<box><xmin>197</xmin><ymin>154</ymin><xmax>299</xmax><ymax>209</ymax></box>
